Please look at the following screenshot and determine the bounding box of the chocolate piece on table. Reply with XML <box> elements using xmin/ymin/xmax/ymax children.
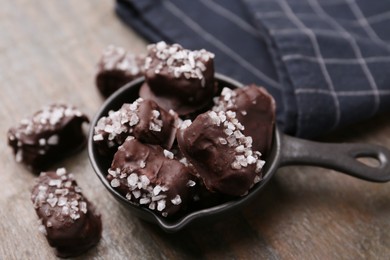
<box><xmin>7</xmin><ymin>104</ymin><xmax>89</xmax><ymax>172</ymax></box>
<box><xmin>140</xmin><ymin>41</ymin><xmax>217</xmax><ymax>116</ymax></box>
<box><xmin>31</xmin><ymin>168</ymin><xmax>102</xmax><ymax>258</ymax></box>
<box><xmin>213</xmin><ymin>85</ymin><xmax>276</xmax><ymax>155</ymax></box>
<box><xmin>108</xmin><ymin>137</ymin><xmax>196</xmax><ymax>217</ymax></box>
<box><xmin>93</xmin><ymin>98</ymin><xmax>178</xmax><ymax>156</ymax></box>
<box><xmin>96</xmin><ymin>45</ymin><xmax>145</xmax><ymax>98</ymax></box>
<box><xmin>177</xmin><ymin>110</ymin><xmax>265</xmax><ymax>197</ymax></box>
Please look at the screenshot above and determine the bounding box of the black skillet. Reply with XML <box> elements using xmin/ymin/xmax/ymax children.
<box><xmin>88</xmin><ymin>74</ymin><xmax>390</xmax><ymax>233</ymax></box>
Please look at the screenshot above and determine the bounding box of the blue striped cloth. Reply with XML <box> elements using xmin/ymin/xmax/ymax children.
<box><xmin>116</xmin><ymin>0</ymin><xmax>390</xmax><ymax>138</ymax></box>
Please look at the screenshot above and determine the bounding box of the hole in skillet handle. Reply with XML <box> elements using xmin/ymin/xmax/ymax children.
<box><xmin>88</xmin><ymin>73</ymin><xmax>280</xmax><ymax>232</ymax></box>
<box><xmin>355</xmin><ymin>156</ymin><xmax>381</xmax><ymax>168</ymax></box>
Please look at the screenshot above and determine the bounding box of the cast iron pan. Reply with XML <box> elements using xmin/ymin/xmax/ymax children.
<box><xmin>88</xmin><ymin>74</ymin><xmax>390</xmax><ymax>233</ymax></box>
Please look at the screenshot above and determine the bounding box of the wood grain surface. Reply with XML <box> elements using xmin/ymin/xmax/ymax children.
<box><xmin>1</xmin><ymin>1</ymin><xmax>390</xmax><ymax>259</ymax></box>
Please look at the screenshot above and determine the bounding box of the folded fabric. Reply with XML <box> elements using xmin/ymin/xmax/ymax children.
<box><xmin>116</xmin><ymin>0</ymin><xmax>390</xmax><ymax>138</ymax></box>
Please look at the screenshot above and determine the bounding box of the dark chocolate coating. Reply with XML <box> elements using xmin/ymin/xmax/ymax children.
<box><xmin>177</xmin><ymin>110</ymin><xmax>265</xmax><ymax>196</ymax></box>
<box><xmin>96</xmin><ymin>45</ymin><xmax>145</xmax><ymax>98</ymax></box>
<box><xmin>140</xmin><ymin>42</ymin><xmax>217</xmax><ymax>115</ymax></box>
<box><xmin>7</xmin><ymin>104</ymin><xmax>89</xmax><ymax>173</ymax></box>
<box><xmin>31</xmin><ymin>169</ymin><xmax>102</xmax><ymax>258</ymax></box>
<box><xmin>93</xmin><ymin>98</ymin><xmax>178</xmax><ymax>157</ymax></box>
<box><xmin>108</xmin><ymin>138</ymin><xmax>196</xmax><ymax>217</ymax></box>
<box><xmin>213</xmin><ymin>85</ymin><xmax>276</xmax><ymax>156</ymax></box>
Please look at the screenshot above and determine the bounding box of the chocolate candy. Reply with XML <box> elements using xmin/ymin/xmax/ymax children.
<box><xmin>107</xmin><ymin>137</ymin><xmax>196</xmax><ymax>217</ymax></box>
<box><xmin>177</xmin><ymin>110</ymin><xmax>265</xmax><ymax>196</ymax></box>
<box><xmin>31</xmin><ymin>168</ymin><xmax>102</xmax><ymax>258</ymax></box>
<box><xmin>93</xmin><ymin>98</ymin><xmax>178</xmax><ymax>156</ymax></box>
<box><xmin>96</xmin><ymin>45</ymin><xmax>145</xmax><ymax>98</ymax></box>
<box><xmin>213</xmin><ymin>85</ymin><xmax>276</xmax><ymax>155</ymax></box>
<box><xmin>140</xmin><ymin>41</ymin><xmax>217</xmax><ymax>115</ymax></box>
<box><xmin>7</xmin><ymin>104</ymin><xmax>89</xmax><ymax>172</ymax></box>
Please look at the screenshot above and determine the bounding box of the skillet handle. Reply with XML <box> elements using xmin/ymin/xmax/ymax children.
<box><xmin>279</xmin><ymin>134</ymin><xmax>390</xmax><ymax>182</ymax></box>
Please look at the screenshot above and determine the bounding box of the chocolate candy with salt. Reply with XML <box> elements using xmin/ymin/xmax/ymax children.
<box><xmin>177</xmin><ymin>110</ymin><xmax>265</xmax><ymax>197</ymax></box>
<box><xmin>93</xmin><ymin>98</ymin><xmax>178</xmax><ymax>156</ymax></box>
<box><xmin>31</xmin><ymin>168</ymin><xmax>102</xmax><ymax>258</ymax></box>
<box><xmin>107</xmin><ymin>137</ymin><xmax>196</xmax><ymax>217</ymax></box>
<box><xmin>96</xmin><ymin>45</ymin><xmax>145</xmax><ymax>98</ymax></box>
<box><xmin>140</xmin><ymin>41</ymin><xmax>217</xmax><ymax>116</ymax></box>
<box><xmin>7</xmin><ymin>104</ymin><xmax>89</xmax><ymax>172</ymax></box>
<box><xmin>213</xmin><ymin>85</ymin><xmax>276</xmax><ymax>156</ymax></box>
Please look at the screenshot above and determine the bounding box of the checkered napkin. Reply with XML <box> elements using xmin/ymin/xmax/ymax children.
<box><xmin>116</xmin><ymin>0</ymin><xmax>390</xmax><ymax>138</ymax></box>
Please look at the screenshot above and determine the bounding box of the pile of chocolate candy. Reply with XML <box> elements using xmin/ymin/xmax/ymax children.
<box><xmin>7</xmin><ymin>41</ymin><xmax>275</xmax><ymax>257</ymax></box>
<box><xmin>7</xmin><ymin>104</ymin><xmax>102</xmax><ymax>257</ymax></box>
<box><xmin>93</xmin><ymin>41</ymin><xmax>276</xmax><ymax>218</ymax></box>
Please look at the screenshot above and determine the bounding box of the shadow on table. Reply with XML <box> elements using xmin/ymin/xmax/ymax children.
<box><xmin>135</xmin><ymin>163</ymin><xmax>390</xmax><ymax>258</ymax></box>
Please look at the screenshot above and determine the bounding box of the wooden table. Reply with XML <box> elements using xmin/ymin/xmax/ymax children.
<box><xmin>1</xmin><ymin>1</ymin><xmax>390</xmax><ymax>259</ymax></box>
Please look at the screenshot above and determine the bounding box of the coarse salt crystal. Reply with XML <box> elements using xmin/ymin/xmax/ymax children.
<box><xmin>156</xmin><ymin>41</ymin><xmax>167</xmax><ymax>50</ymax></box>
<box><xmin>152</xmin><ymin>195</ymin><xmax>166</xmax><ymax>202</ymax></box>
<box><xmin>171</xmin><ymin>195</ymin><xmax>182</xmax><ymax>205</ymax></box>
<box><xmin>139</xmin><ymin>161</ymin><xmax>146</xmax><ymax>168</ymax></box>
<box><xmin>139</xmin><ymin>175</ymin><xmax>150</xmax><ymax>188</ymax></box>
<box><xmin>149</xmin><ymin>122</ymin><xmax>162</xmax><ymax>132</ymax></box>
<box><xmin>127</xmin><ymin>173</ymin><xmax>138</xmax><ymax>187</ymax></box>
<box><xmin>163</xmin><ymin>149</ymin><xmax>174</xmax><ymax>159</ymax></box>
<box><xmin>39</xmin><ymin>138</ymin><xmax>46</xmax><ymax>146</ymax></box>
<box><xmin>149</xmin><ymin>202</ymin><xmax>156</xmax><ymax>210</ymax></box>
<box><xmin>247</xmin><ymin>155</ymin><xmax>257</xmax><ymax>164</ymax></box>
<box><xmin>245</xmin><ymin>149</ymin><xmax>253</xmax><ymax>157</ymax></box>
<box><xmin>254</xmin><ymin>175</ymin><xmax>261</xmax><ymax>184</ymax></box>
<box><xmin>208</xmin><ymin>111</ymin><xmax>220</xmax><ymax>125</ymax></box>
<box><xmin>186</xmin><ymin>180</ymin><xmax>196</xmax><ymax>187</ymax></box>
<box><xmin>256</xmin><ymin>160</ymin><xmax>265</xmax><ymax>173</ymax></box>
<box><xmin>180</xmin><ymin>120</ymin><xmax>192</xmax><ymax>130</ymax></box>
<box><xmin>70</xmin><ymin>213</ymin><xmax>80</xmax><ymax>220</ymax></box>
<box><xmin>219</xmin><ymin>113</ymin><xmax>227</xmax><ymax>123</ymax></box>
<box><xmin>110</xmin><ymin>179</ymin><xmax>120</xmax><ymax>188</ymax></box>
<box><xmin>62</xmin><ymin>206</ymin><xmax>70</xmax><ymax>215</ymax></box>
<box><xmin>224</xmin><ymin>128</ymin><xmax>233</xmax><ymax>136</ymax></box>
<box><xmin>152</xmin><ymin>110</ymin><xmax>160</xmax><ymax>118</ymax></box>
<box><xmin>57</xmin><ymin>197</ymin><xmax>67</xmax><ymax>206</ymax></box>
<box><xmin>231</xmin><ymin>161</ymin><xmax>242</xmax><ymax>170</ymax></box>
<box><xmin>153</xmin><ymin>185</ymin><xmax>162</xmax><ymax>196</ymax></box>
<box><xmin>38</xmin><ymin>185</ymin><xmax>48</xmax><ymax>191</ymax></box>
<box><xmin>70</xmin><ymin>200</ymin><xmax>78</xmax><ymax>207</ymax></box>
<box><xmin>93</xmin><ymin>134</ymin><xmax>104</xmax><ymax>141</ymax></box>
<box><xmin>38</xmin><ymin>225</ymin><xmax>47</xmax><ymax>235</ymax></box>
<box><xmin>140</xmin><ymin>197</ymin><xmax>151</xmax><ymax>204</ymax></box>
<box><xmin>46</xmin><ymin>197</ymin><xmax>58</xmax><ymax>207</ymax></box>
<box><xmin>157</xmin><ymin>200</ymin><xmax>166</xmax><ymax>211</ymax></box>
<box><xmin>219</xmin><ymin>137</ymin><xmax>227</xmax><ymax>145</ymax></box>
<box><xmin>226</xmin><ymin>111</ymin><xmax>236</xmax><ymax>118</ymax></box>
<box><xmin>129</xmin><ymin>114</ymin><xmax>139</xmax><ymax>126</ymax></box>
<box><xmin>235</xmin><ymin>145</ymin><xmax>245</xmax><ymax>153</ymax></box>
<box><xmin>79</xmin><ymin>201</ymin><xmax>87</xmax><ymax>214</ymax></box>
<box><xmin>179</xmin><ymin>157</ymin><xmax>189</xmax><ymax>166</ymax></box>
<box><xmin>47</xmin><ymin>135</ymin><xmax>59</xmax><ymax>145</ymax></box>
<box><xmin>56</xmin><ymin>168</ymin><xmax>66</xmax><ymax>176</ymax></box>
<box><xmin>49</xmin><ymin>179</ymin><xmax>62</xmax><ymax>188</ymax></box>
<box><xmin>125</xmin><ymin>193</ymin><xmax>132</xmax><ymax>200</ymax></box>
<box><xmin>132</xmin><ymin>190</ymin><xmax>141</xmax><ymax>199</ymax></box>
<box><xmin>108</xmin><ymin>169</ymin><xmax>117</xmax><ymax>177</ymax></box>
<box><xmin>129</xmin><ymin>103</ymin><xmax>138</xmax><ymax>111</ymax></box>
